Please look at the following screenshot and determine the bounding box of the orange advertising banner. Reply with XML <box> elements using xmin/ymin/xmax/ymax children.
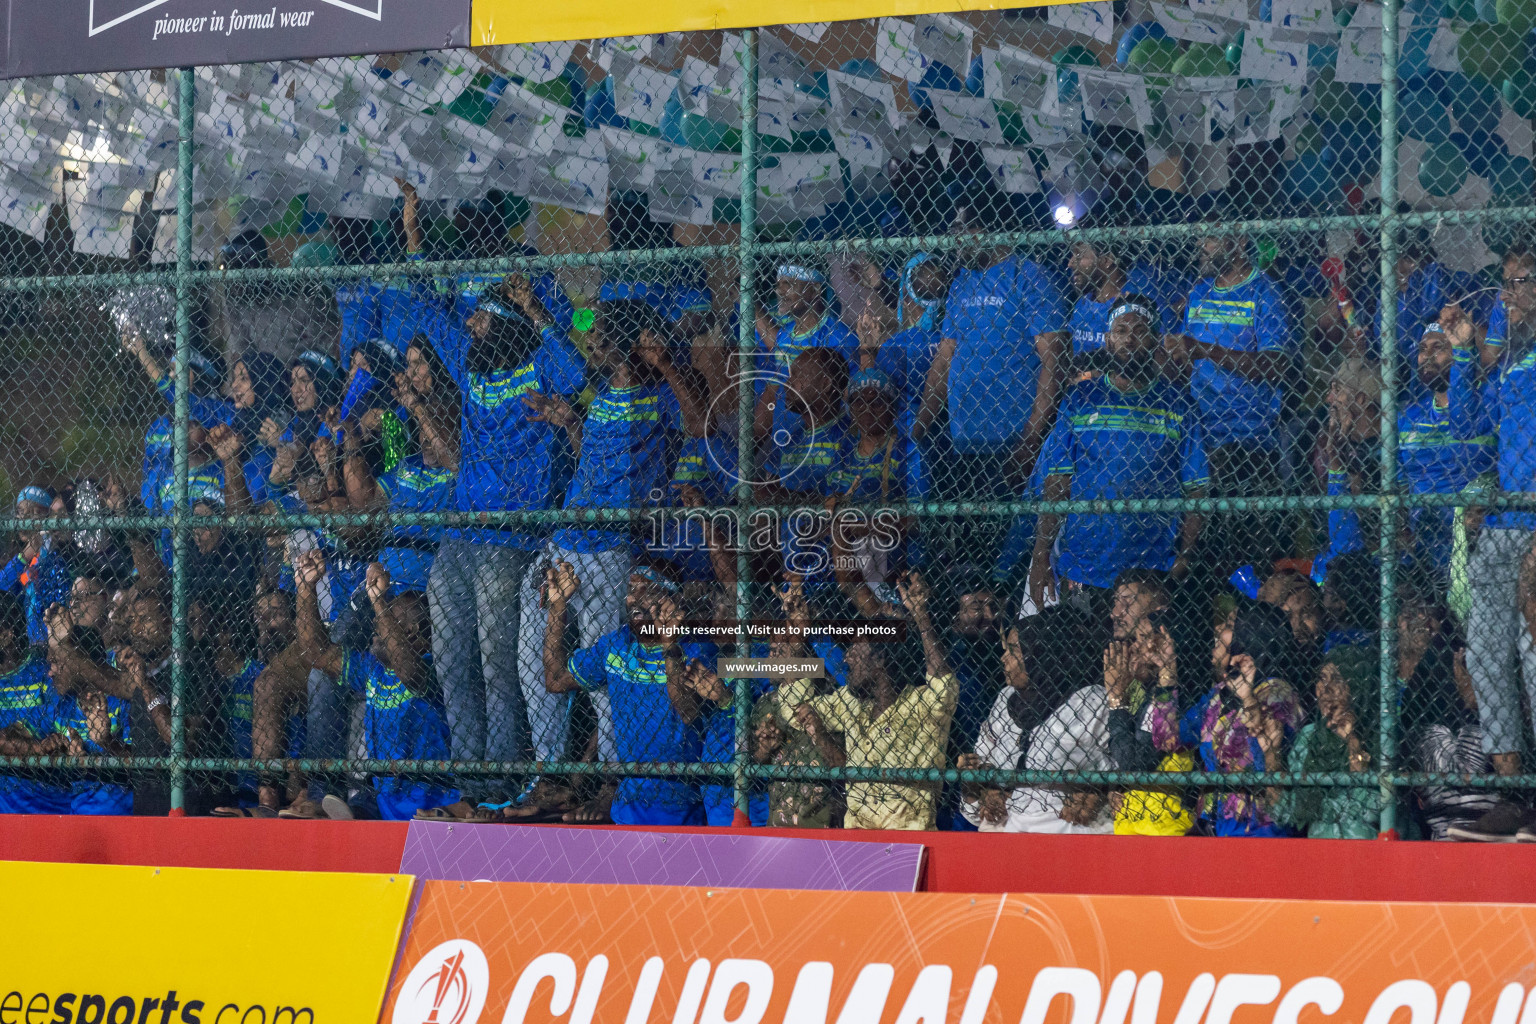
<box><xmin>382</xmin><ymin>880</ymin><xmax>1536</xmax><ymax>1024</ymax></box>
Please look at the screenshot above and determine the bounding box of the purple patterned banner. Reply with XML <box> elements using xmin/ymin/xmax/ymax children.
<box><xmin>400</xmin><ymin>822</ymin><xmax>925</xmax><ymax>892</ymax></box>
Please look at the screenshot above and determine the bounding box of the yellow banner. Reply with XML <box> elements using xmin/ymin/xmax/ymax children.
<box><xmin>0</xmin><ymin>862</ymin><xmax>413</xmax><ymax>1024</ymax></box>
<box><xmin>473</xmin><ymin>1</ymin><xmax>1079</xmax><ymax>46</ymax></box>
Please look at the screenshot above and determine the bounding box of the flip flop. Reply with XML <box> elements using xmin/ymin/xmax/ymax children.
<box><xmin>209</xmin><ymin>805</ymin><xmax>277</xmax><ymax>819</ymax></box>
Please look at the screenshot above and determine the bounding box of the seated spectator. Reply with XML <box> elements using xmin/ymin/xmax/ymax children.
<box><xmin>1397</xmin><ymin>588</ymin><xmax>1495</xmax><ymax>840</ymax></box>
<box><xmin>1101</xmin><ymin>571</ymin><xmax>1197</xmax><ymax>837</ymax></box>
<box><xmin>1</xmin><ymin>487</ymin><xmax>72</xmax><ymax>646</ymax></box>
<box><xmin>750</xmin><ymin>691</ymin><xmax>846</xmax><ymax>828</ymax></box>
<box><xmin>1029</xmin><ymin>297</ymin><xmax>1208</xmax><ymax>611</ymax></box>
<box><xmin>959</xmin><ymin>617</ymin><xmax>1112</xmax><ymax>834</ymax></box>
<box><xmin>540</xmin><ymin>559</ymin><xmax>714</xmax><ymax>826</ymax></box>
<box><xmin>0</xmin><ymin>592</ymin><xmax>73</xmax><ymax>813</ymax></box>
<box><xmin>854</xmin><ymin>254</ymin><xmax>951</xmax><ymax>434</ymax></box>
<box><xmin>1321</xmin><ymin>551</ymin><xmax>1380</xmax><ymax>653</ymax></box>
<box><xmin>1153</xmin><ymin>601</ymin><xmax>1305</xmax><ymax>836</ymax></box>
<box><xmin>291</xmin><ymin>552</ymin><xmax>456</xmax><ymax>820</ymax></box>
<box><xmin>754</xmin><ymin>257</ymin><xmax>858</xmax><ymax>448</ymax></box>
<box><xmin>919</xmin><ymin>191</ymin><xmax>1068</xmax><ymax>516</ymax></box>
<box><xmin>211</xmin><ymin>586</ymin><xmax>305</xmax><ymax>817</ymax></box>
<box><xmin>779</xmin><ymin>572</ymin><xmax>957</xmax><ymax>831</ymax></box>
<box><xmin>1271</xmin><ymin>645</ymin><xmax>1381</xmax><ymax>839</ymax></box>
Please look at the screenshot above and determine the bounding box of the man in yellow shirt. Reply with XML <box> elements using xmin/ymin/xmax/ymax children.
<box><xmin>779</xmin><ymin>572</ymin><xmax>959</xmax><ymax>831</ymax></box>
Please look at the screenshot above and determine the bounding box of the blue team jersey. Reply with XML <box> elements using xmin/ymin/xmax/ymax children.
<box><xmin>1381</xmin><ymin>262</ymin><xmax>1481</xmax><ymax>371</ymax></box>
<box><xmin>223</xmin><ymin>657</ymin><xmax>306</xmax><ymax>798</ymax></box>
<box><xmin>1399</xmin><ymin>393</ymin><xmax>1496</xmax><ymax>572</ymax></box>
<box><xmin>828</xmin><ymin>434</ymin><xmax>927</xmax><ymax>501</ymax></box>
<box><xmin>53</xmin><ymin>690</ymin><xmax>133</xmax><ymax>814</ymax></box>
<box><xmin>874</xmin><ymin>326</ymin><xmax>940</xmax><ymax>434</ymax></box>
<box><xmin>1450</xmin><ymin>346</ymin><xmax>1536</xmax><ymax>531</ymax></box>
<box><xmin>1181</xmin><ymin>271</ymin><xmax>1294</xmax><ymax>450</ymax></box>
<box><xmin>647</xmin><ymin>436</ymin><xmax>740</xmax><ymax>581</ymax></box>
<box><xmin>942</xmin><ymin>253</ymin><xmax>1068</xmax><ymax>449</ymax></box>
<box><xmin>775</xmin><ymin>416</ymin><xmax>854</xmax><ymax>579</ymax></box>
<box><xmin>342</xmin><ymin>648</ymin><xmax>458</xmax><ymax>820</ymax></box>
<box><xmin>554</xmin><ymin>381</ymin><xmax>684</xmax><ymax>553</ymax></box>
<box><xmin>1067</xmin><ymin>264</ymin><xmax>1175</xmax><ymax>356</ymax></box>
<box><xmin>1488</xmin><ymin>298</ymin><xmax>1509</xmax><ymax>351</ymax></box>
<box><xmin>758</xmin><ymin>315</ymin><xmax>859</xmax><ymax>441</ymax></box>
<box><xmin>1040</xmin><ymin>375</ymin><xmax>1210</xmax><ymax>588</ymax></box>
<box><xmin>377</xmin><ymin>456</ymin><xmax>456</xmax><ymax>591</ymax></box>
<box><xmin>0</xmin><ymin>657</ymin><xmax>69</xmax><ymax>814</ymax></box>
<box><xmin>568</xmin><ymin>627</ymin><xmax>710</xmax><ymax>823</ymax></box>
<box><xmin>335</xmin><ymin>279</ymin><xmax>382</xmax><ymax>368</ymax></box>
<box><xmin>0</xmin><ymin>550</ymin><xmax>73</xmax><ymax>646</ymax></box>
<box><xmin>412</xmin><ymin>299</ymin><xmax>585</xmax><ymax>547</ymax></box>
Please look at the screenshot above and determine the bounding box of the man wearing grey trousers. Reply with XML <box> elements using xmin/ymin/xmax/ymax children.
<box><xmin>512</xmin><ymin>297</ymin><xmax>712</xmax><ymax>819</ymax></box>
<box><xmin>1444</xmin><ymin>244</ymin><xmax>1536</xmax><ymax>841</ymax></box>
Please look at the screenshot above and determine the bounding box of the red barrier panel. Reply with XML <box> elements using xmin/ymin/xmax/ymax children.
<box><xmin>2</xmin><ymin>815</ymin><xmax>1534</xmax><ymax>902</ymax></box>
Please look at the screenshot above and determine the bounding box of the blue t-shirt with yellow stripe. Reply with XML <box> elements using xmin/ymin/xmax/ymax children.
<box><xmin>1040</xmin><ymin>375</ymin><xmax>1210</xmax><ymax>588</ymax></box>
<box><xmin>569</xmin><ymin>627</ymin><xmax>710</xmax><ymax>817</ymax></box>
<box><xmin>555</xmin><ymin>381</ymin><xmax>683</xmax><ymax>553</ymax></box>
<box><xmin>1182</xmin><ymin>271</ymin><xmax>1293</xmax><ymax>450</ymax></box>
<box><xmin>0</xmin><ymin>656</ymin><xmax>69</xmax><ymax>814</ymax></box>
<box><xmin>1399</xmin><ymin>392</ymin><xmax>1496</xmax><ymax>571</ymax></box>
<box><xmin>378</xmin><ymin>456</ymin><xmax>456</xmax><ymax>591</ymax></box>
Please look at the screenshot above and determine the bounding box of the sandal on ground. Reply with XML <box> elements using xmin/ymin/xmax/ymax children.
<box><xmin>415</xmin><ymin>800</ymin><xmax>498</xmax><ymax>823</ymax></box>
<box><xmin>500</xmin><ymin>780</ymin><xmax>578</xmax><ymax>823</ymax></box>
<box><xmin>277</xmin><ymin>798</ymin><xmax>324</xmax><ymax>819</ymax></box>
<box><xmin>209</xmin><ymin>805</ymin><xmax>278</xmax><ymax>818</ymax></box>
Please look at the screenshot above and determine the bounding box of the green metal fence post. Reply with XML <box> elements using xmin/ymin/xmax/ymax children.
<box><xmin>733</xmin><ymin>27</ymin><xmax>760</xmax><ymax>820</ymax></box>
<box><xmin>1377</xmin><ymin>0</ymin><xmax>1403</xmax><ymax>836</ymax></box>
<box><xmin>169</xmin><ymin>66</ymin><xmax>197</xmax><ymax>813</ymax></box>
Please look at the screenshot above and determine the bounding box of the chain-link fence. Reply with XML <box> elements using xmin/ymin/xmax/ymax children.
<box><xmin>1</xmin><ymin>4</ymin><xmax>1534</xmax><ymax>839</ymax></box>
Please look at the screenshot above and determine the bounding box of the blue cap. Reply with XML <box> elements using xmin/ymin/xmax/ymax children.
<box><xmin>848</xmin><ymin>368</ymin><xmax>896</xmax><ymax>397</ymax></box>
<box><xmin>15</xmin><ymin>486</ymin><xmax>51</xmax><ymax>510</ymax></box>
<box><xmin>296</xmin><ymin>350</ymin><xmax>337</xmax><ymax>378</ymax></box>
<box><xmin>600</xmin><ymin>280</ymin><xmax>669</xmax><ymax>312</ymax></box>
<box><xmin>475</xmin><ymin>295</ymin><xmax>531</xmax><ymax>325</ymax></box>
<box><xmin>668</xmin><ymin>288</ymin><xmax>712</xmax><ymax>320</ymax></box>
<box><xmin>1229</xmin><ymin>565</ymin><xmax>1263</xmax><ymax>601</ymax></box>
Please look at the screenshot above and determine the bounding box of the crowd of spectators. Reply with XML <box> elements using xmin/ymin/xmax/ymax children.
<box><xmin>4</xmin><ymin>173</ymin><xmax>1533</xmax><ymax>841</ymax></box>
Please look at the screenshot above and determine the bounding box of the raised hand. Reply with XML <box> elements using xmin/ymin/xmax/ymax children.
<box><xmin>543</xmin><ymin>559</ymin><xmax>580</xmax><ymax>607</ymax></box>
<box><xmin>209</xmin><ymin>424</ymin><xmax>244</xmax><ymax>465</ymax></box>
<box><xmin>365</xmin><ymin>562</ymin><xmax>392</xmax><ymax>608</ymax></box>
<box><xmin>521</xmin><ymin>392</ymin><xmax>576</xmax><ymax>429</ymax></box>
<box><xmin>293</xmin><ymin>548</ymin><xmax>328</xmax><ymax>589</ymax></box>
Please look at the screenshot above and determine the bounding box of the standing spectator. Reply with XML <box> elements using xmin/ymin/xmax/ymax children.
<box><xmin>854</xmin><ymin>254</ymin><xmax>951</xmax><ymax>435</ymax></box>
<box><xmin>918</xmin><ymin>192</ymin><xmax>1069</xmax><ymax>516</ymax></box>
<box><xmin>1372</xmin><ymin>226</ymin><xmax>1479</xmax><ymax>387</ymax></box>
<box><xmin>210</xmin><ymin>588</ymin><xmax>303</xmax><ymax>817</ymax></box>
<box><xmin>779</xmin><ymin>572</ymin><xmax>958</xmax><ymax>830</ymax></box>
<box><xmin>1443</xmin><ymin>245</ymin><xmax>1536</xmax><ymax>838</ymax></box>
<box><xmin>1164</xmin><ymin>223</ymin><xmax>1296</xmax><ymax>576</ymax></box>
<box><xmin>408</xmin><ymin>244</ymin><xmax>584</xmax><ymax>818</ymax></box>
<box><xmin>1064</xmin><ymin>238</ymin><xmax>1174</xmax><ymax>364</ymax></box>
<box><xmin>829</xmin><ymin>368</ymin><xmax>928</xmax><ymax>614</ymax></box>
<box><xmin>1310</xmin><ymin>359</ymin><xmax>1383</xmax><ymax>583</ymax></box>
<box><xmin>749</xmin><ymin>691</ymin><xmax>845</xmax><ymax>828</ymax></box>
<box><xmin>514</xmin><ymin>300</ymin><xmax>709</xmax><ymax>816</ymax></box>
<box><xmin>1151</xmin><ymin>601</ymin><xmax>1306</xmax><ymax>836</ymax></box>
<box><xmin>1</xmin><ymin>488</ymin><xmax>73</xmax><ymax>646</ymax></box>
<box><xmin>540</xmin><ymin>560</ymin><xmax>714</xmax><ymax>826</ymax></box>
<box><xmin>754</xmin><ymin>258</ymin><xmax>859</xmax><ymax>448</ymax></box>
<box><xmin>1029</xmin><ymin>297</ymin><xmax>1208</xmax><ymax>610</ymax></box>
<box><xmin>1398</xmin><ymin>323</ymin><xmax>1496</xmax><ymax>584</ymax></box>
<box><xmin>0</xmin><ymin>593</ymin><xmax>72</xmax><ymax>813</ymax></box>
